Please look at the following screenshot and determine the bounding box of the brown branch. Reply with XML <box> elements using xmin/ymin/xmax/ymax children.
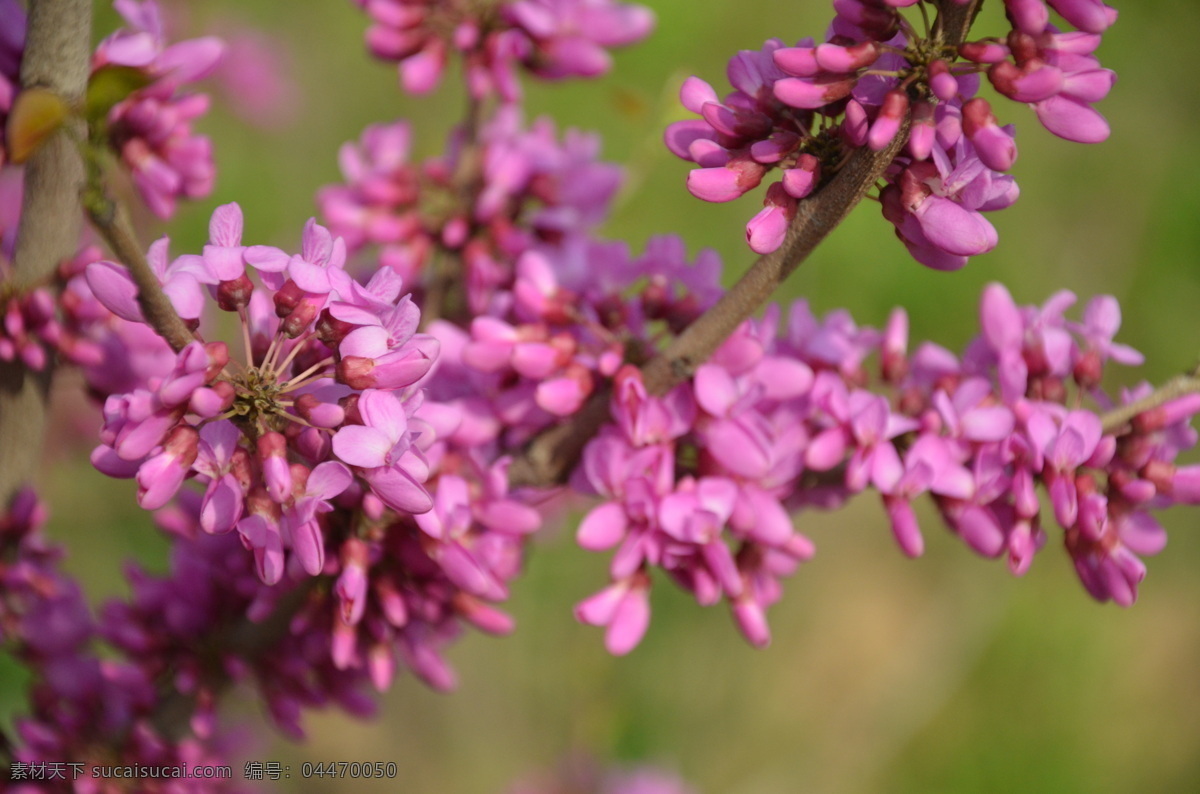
<box><xmin>508</xmin><ymin>138</ymin><xmax>909</xmax><ymax>488</ymax></box>
<box><xmin>420</xmin><ymin>95</ymin><xmax>488</xmax><ymax>330</ymax></box>
<box><xmin>506</xmin><ymin>0</ymin><xmax>987</xmax><ymax>489</ymax></box>
<box><xmin>934</xmin><ymin>0</ymin><xmax>984</xmax><ymax>46</ymax></box>
<box><xmin>0</xmin><ymin>0</ymin><xmax>92</xmax><ymax>509</ymax></box>
<box><xmin>1100</xmin><ymin>373</ymin><xmax>1200</xmax><ymax>435</ymax></box>
<box><xmin>642</xmin><ymin>141</ymin><xmax>909</xmax><ymax>395</ymax></box>
<box><xmin>152</xmin><ymin>579</ymin><xmax>319</xmax><ymax>740</ymax></box>
<box><xmin>82</xmin><ymin>188</ymin><xmax>195</xmax><ymax>352</ymax></box>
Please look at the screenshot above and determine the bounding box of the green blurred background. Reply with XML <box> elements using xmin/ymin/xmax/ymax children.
<box><xmin>19</xmin><ymin>1</ymin><xmax>1200</xmax><ymax>792</ymax></box>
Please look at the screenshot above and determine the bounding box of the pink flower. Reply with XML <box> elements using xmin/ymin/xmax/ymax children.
<box><xmin>282</xmin><ymin>461</ymin><xmax>353</xmax><ymax>575</ymax></box>
<box><xmin>575</xmin><ymin>573</ymin><xmax>651</xmax><ymax>655</ymax></box>
<box><xmin>86</xmin><ymin>237</ymin><xmax>213</xmax><ymax>323</ymax></box>
<box><xmin>332</xmin><ymin>389</ymin><xmax>433</xmax><ymax>514</ymax></box>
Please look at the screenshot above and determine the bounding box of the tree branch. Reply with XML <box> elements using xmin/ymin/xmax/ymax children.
<box><xmin>506</xmin><ymin>0</ymin><xmax>987</xmax><ymax>489</ymax></box>
<box><xmin>934</xmin><ymin>0</ymin><xmax>983</xmax><ymax>46</ymax></box>
<box><xmin>1100</xmin><ymin>373</ymin><xmax>1200</xmax><ymax>435</ymax></box>
<box><xmin>0</xmin><ymin>0</ymin><xmax>92</xmax><ymax>509</ymax></box>
<box><xmin>82</xmin><ymin>188</ymin><xmax>195</xmax><ymax>353</ymax></box>
<box><xmin>507</xmin><ymin>137</ymin><xmax>909</xmax><ymax>488</ymax></box>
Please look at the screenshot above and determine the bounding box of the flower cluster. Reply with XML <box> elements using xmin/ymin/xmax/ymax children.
<box><xmin>92</xmin><ymin>0</ymin><xmax>224</xmax><ymax>217</ymax></box>
<box><xmin>980</xmin><ymin>0</ymin><xmax>1117</xmax><ymax>143</ymax></box>
<box><xmin>666</xmin><ymin>0</ymin><xmax>1114</xmax><ymax>266</ymax></box>
<box><xmin>86</xmin><ymin>204</ymin><xmax>440</xmax><ymax>582</ymax></box>
<box><xmin>573</xmin><ymin>283</ymin><xmax>1198</xmax><ymax>652</ymax></box>
<box><xmin>319</xmin><ymin>108</ymin><xmax>624</xmax><ymax>313</ymax></box>
<box><xmin>1</xmin><ymin>490</ymin><xmax>246</xmax><ymax>793</ymax></box>
<box><xmin>354</xmin><ymin>0</ymin><xmax>654</xmax><ymax>98</ymax></box>
<box><xmin>432</xmin><ymin>233</ymin><xmax>722</xmax><ymax>454</ymax></box>
<box><xmin>0</xmin><ymin>243</ymin><xmax>115</xmax><ymax>373</ymax></box>
<box><xmin>75</xmin><ymin>203</ymin><xmax>546</xmax><ymax>722</ymax></box>
<box><xmin>90</xmin><ymin>394</ymin><xmax>542</xmax><ymax>737</ymax></box>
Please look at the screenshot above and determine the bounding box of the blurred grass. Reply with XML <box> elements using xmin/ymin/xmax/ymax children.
<box><xmin>18</xmin><ymin>1</ymin><xmax>1200</xmax><ymax>792</ymax></box>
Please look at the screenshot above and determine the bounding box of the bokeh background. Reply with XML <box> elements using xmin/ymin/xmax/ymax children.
<box><xmin>10</xmin><ymin>1</ymin><xmax>1200</xmax><ymax>792</ymax></box>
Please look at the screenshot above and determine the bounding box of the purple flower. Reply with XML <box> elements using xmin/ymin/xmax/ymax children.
<box><xmin>881</xmin><ymin>134</ymin><xmax>1017</xmax><ymax>271</ymax></box>
<box><xmin>282</xmin><ymin>461</ymin><xmax>353</xmax><ymax>575</ymax></box>
<box><xmin>333</xmin><ymin>389</ymin><xmax>433</xmax><ymax>514</ymax></box>
<box><xmin>575</xmin><ymin>573</ymin><xmax>651</xmax><ymax>656</ymax></box>
<box><xmin>86</xmin><ymin>237</ymin><xmax>213</xmax><ymax>323</ymax></box>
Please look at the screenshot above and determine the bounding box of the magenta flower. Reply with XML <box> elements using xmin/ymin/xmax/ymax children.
<box><xmin>333</xmin><ymin>389</ymin><xmax>433</xmax><ymax>514</ymax></box>
<box><xmin>86</xmin><ymin>237</ymin><xmax>213</xmax><ymax>323</ymax></box>
<box><xmin>93</xmin><ymin>1</ymin><xmax>224</xmax><ymax>218</ymax></box>
<box><xmin>169</xmin><ymin>202</ymin><xmax>252</xmax><ymax>312</ymax></box>
<box><xmin>575</xmin><ymin>573</ymin><xmax>651</xmax><ymax>656</ymax></box>
<box><xmin>881</xmin><ymin>135</ymin><xmax>1017</xmax><ymax>271</ymax></box>
<box><xmin>191</xmin><ymin>420</ymin><xmax>246</xmax><ymax>534</ymax></box>
<box><xmin>504</xmin><ymin>0</ymin><xmax>655</xmax><ymax>80</ymax></box>
<box><xmin>282</xmin><ymin>461</ymin><xmax>353</xmax><ymax>575</ymax></box>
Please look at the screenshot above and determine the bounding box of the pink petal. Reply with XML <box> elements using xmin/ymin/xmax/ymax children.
<box><xmin>884</xmin><ymin>495</ymin><xmax>925</xmax><ymax>557</ymax></box>
<box><xmin>365</xmin><ymin>467</ymin><xmax>433</xmax><ymax>514</ymax></box>
<box><xmin>357</xmin><ymin>389</ymin><xmax>408</xmax><ymax>444</ymax></box>
<box><xmin>535</xmin><ymin>377</ymin><xmax>586</xmax><ymax>415</ymax></box>
<box><xmin>200</xmin><ymin>474</ymin><xmax>243</xmax><ymax>534</ymax></box>
<box><xmin>694</xmin><ymin>364</ymin><xmax>739</xmax><ymax>417</ymax></box>
<box><xmin>577</xmin><ymin>502</ymin><xmax>628</xmax><ymax>550</ymax></box>
<box><xmin>575</xmin><ymin>583</ymin><xmax>625</xmax><ymax>626</ymax></box>
<box><xmin>741</xmin><ymin>486</ymin><xmax>793</xmax><ymax>546</ymax></box>
<box><xmin>745</xmin><ymin>202</ymin><xmax>789</xmax><ymax>254</ymax></box>
<box><xmin>679</xmin><ymin>75</ymin><xmax>719</xmax><ymax>113</ymax></box>
<box><xmin>687</xmin><ymin>166</ymin><xmax>747</xmax><ymax>202</ymax></box>
<box><xmin>290</xmin><ymin>518</ymin><xmax>326</xmax><ymax>575</ymax></box>
<box><xmin>960</xmin><ymin>406</ymin><xmax>1015</xmax><ymax>441</ymax></box>
<box><xmin>308</xmin><ymin>461</ymin><xmax>352</xmax><ymax>499</ymax></box>
<box><xmin>208</xmin><ymin>202</ymin><xmax>243</xmax><ymax>246</ymax></box>
<box><xmin>332</xmin><ymin>425</ymin><xmax>393</xmax><ymax>469</ymax></box>
<box><xmin>913</xmin><ymin>196</ymin><xmax>998</xmax><ymax>256</ymax></box>
<box><xmin>1034</xmin><ymin>95</ymin><xmax>1109</xmax><ymax>143</ymax></box>
<box><xmin>606</xmin><ymin>587</ymin><xmax>650</xmax><ymax>656</ymax></box>
<box><xmin>85</xmin><ymin>261</ymin><xmax>144</xmax><ymax>323</ymax></box>
<box><xmin>732</xmin><ymin>598</ymin><xmax>770</xmax><ymax>648</ymax></box>
<box><xmin>663</xmin><ymin>119</ymin><xmax>716</xmax><ymax>160</ymax></box>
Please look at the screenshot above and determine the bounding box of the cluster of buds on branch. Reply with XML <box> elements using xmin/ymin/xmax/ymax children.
<box><xmin>1</xmin><ymin>0</ymin><xmax>1193</xmax><ymax>791</ymax></box>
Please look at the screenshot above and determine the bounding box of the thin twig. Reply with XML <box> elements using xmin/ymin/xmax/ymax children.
<box><xmin>1099</xmin><ymin>374</ymin><xmax>1200</xmax><ymax>434</ymax></box>
<box><xmin>505</xmin><ymin>0</ymin><xmax>985</xmax><ymax>489</ymax></box>
<box><xmin>508</xmin><ymin>136</ymin><xmax>911</xmax><ymax>487</ymax></box>
<box><xmin>152</xmin><ymin>579</ymin><xmax>319</xmax><ymax>740</ymax></box>
<box><xmin>82</xmin><ymin>188</ymin><xmax>196</xmax><ymax>353</ymax></box>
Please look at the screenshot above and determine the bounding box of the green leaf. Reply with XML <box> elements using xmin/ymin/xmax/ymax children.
<box><xmin>86</xmin><ymin>65</ymin><xmax>153</xmax><ymax>125</ymax></box>
<box><xmin>5</xmin><ymin>88</ymin><xmax>69</xmax><ymax>163</ymax></box>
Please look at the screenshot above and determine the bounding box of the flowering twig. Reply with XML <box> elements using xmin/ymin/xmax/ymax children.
<box><xmin>509</xmin><ymin>1</ymin><xmax>987</xmax><ymax>489</ymax></box>
<box><xmin>507</xmin><ymin>134</ymin><xmax>909</xmax><ymax>488</ymax></box>
<box><xmin>151</xmin><ymin>579</ymin><xmax>318</xmax><ymax>741</ymax></box>
<box><xmin>645</xmin><ymin>138</ymin><xmax>911</xmax><ymax>393</ymax></box>
<box><xmin>82</xmin><ymin>183</ymin><xmax>195</xmax><ymax>353</ymax></box>
<box><xmin>422</xmin><ymin>95</ymin><xmax>488</xmax><ymax>327</ymax></box>
<box><xmin>0</xmin><ymin>0</ymin><xmax>92</xmax><ymax>508</ymax></box>
<box><xmin>1100</xmin><ymin>370</ymin><xmax>1200</xmax><ymax>434</ymax></box>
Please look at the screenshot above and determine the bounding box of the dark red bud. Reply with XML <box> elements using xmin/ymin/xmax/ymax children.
<box><xmin>217</xmin><ymin>275</ymin><xmax>255</xmax><ymax>312</ymax></box>
<box><xmin>274</xmin><ymin>280</ymin><xmax>305</xmax><ymax>318</ymax></box>
<box><xmin>337</xmin><ymin>356</ymin><xmax>375</xmax><ymax>390</ymax></box>
<box><xmin>339</xmin><ymin>393</ymin><xmax>363</xmax><ymax>425</ymax></box>
<box><xmin>316</xmin><ymin>308</ymin><xmax>355</xmax><ymax>347</ymax></box>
